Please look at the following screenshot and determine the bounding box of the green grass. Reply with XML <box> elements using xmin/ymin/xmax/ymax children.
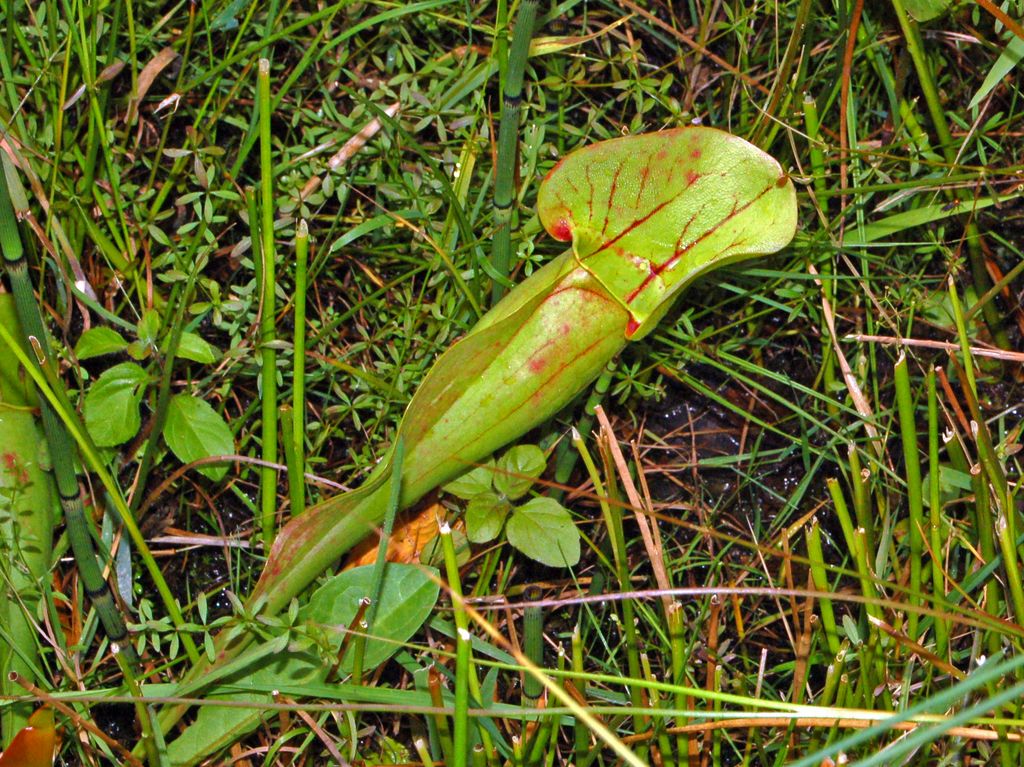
<box><xmin>1</xmin><ymin>0</ymin><xmax>1024</xmax><ymax>765</ymax></box>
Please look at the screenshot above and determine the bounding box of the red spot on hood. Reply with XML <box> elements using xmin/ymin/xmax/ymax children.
<box><xmin>550</xmin><ymin>218</ymin><xmax>573</xmax><ymax>242</ymax></box>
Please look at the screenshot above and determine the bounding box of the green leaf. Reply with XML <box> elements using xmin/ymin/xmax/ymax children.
<box><xmin>371</xmin><ymin>736</ymin><xmax>411</xmax><ymax>765</ymax></box>
<box><xmin>176</xmin><ymin>331</ymin><xmax>219</xmax><ymax>363</ymax></box>
<box><xmin>465</xmin><ymin>492</ymin><xmax>511</xmax><ymax>543</ymax></box>
<box><xmin>304</xmin><ymin>564</ymin><xmax>440</xmax><ymax>672</ymax></box>
<box><xmin>842</xmin><ymin>614</ymin><xmax>861</xmax><ymax>646</ymax></box>
<box><xmin>136</xmin><ymin>309</ymin><xmax>161</xmax><ymax>347</ymax></box>
<box><xmin>442</xmin><ymin>460</ymin><xmax>495</xmax><ymax>500</ymax></box>
<box><xmin>147</xmin><ymin>222</ymin><xmax>171</xmax><ymax>247</ymax></box>
<box><xmin>843</xmin><ymin>194</ymin><xmax>1018</xmax><ymax>246</ymax></box>
<box><xmin>969</xmin><ymin>34</ymin><xmax>1024</xmax><ymax>110</ymax></box>
<box><xmin>922</xmin><ymin>464</ymin><xmax>974</xmax><ymax>508</ymax></box>
<box><xmin>494</xmin><ymin>443</ymin><xmax>546</xmax><ymax>499</ymax></box>
<box><xmin>83</xmin><ymin>362</ymin><xmax>148</xmax><ymax>446</ymax></box>
<box><xmin>537</xmin><ymin>127</ymin><xmax>798</xmax><ymax>339</ymax></box>
<box><xmin>125</xmin><ymin>340</ymin><xmax>151</xmax><ymax>360</ymax></box>
<box><xmin>506</xmin><ymin>497</ymin><xmax>580</xmax><ymax>567</ymax></box>
<box><xmin>164</xmin><ymin>393</ymin><xmax>234</xmax><ymax>480</ymax></box>
<box><xmin>902</xmin><ymin>0</ymin><xmax>951</xmax><ymax>21</ymax></box>
<box><xmin>74</xmin><ymin>326</ymin><xmax>128</xmax><ymax>359</ymax></box>
<box><xmin>211</xmin><ymin>0</ymin><xmax>247</xmax><ymax>31</ymax></box>
<box><xmin>165</xmin><ymin>638</ymin><xmax>321</xmax><ymax>767</ymax></box>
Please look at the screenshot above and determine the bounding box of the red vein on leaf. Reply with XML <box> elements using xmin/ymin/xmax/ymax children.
<box><xmin>623</xmin><ymin>183</ymin><xmax>776</xmax><ymax>304</ymax></box>
<box><xmin>635</xmin><ymin>155</ymin><xmax>654</xmax><ymax>209</ymax></box>
<box><xmin>585</xmin><ymin>163</ymin><xmax>596</xmax><ymax>232</ymax></box>
<box><xmin>602</xmin><ymin>161</ymin><xmax>625</xmax><ymax>237</ymax></box>
<box><xmin>590</xmin><ymin>195</ymin><xmax>676</xmax><ymax>259</ymax></box>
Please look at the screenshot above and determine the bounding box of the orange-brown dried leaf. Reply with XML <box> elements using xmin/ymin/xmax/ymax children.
<box><xmin>0</xmin><ymin>707</ymin><xmax>56</xmax><ymax>767</ymax></box>
<box><xmin>345</xmin><ymin>503</ymin><xmax>461</xmax><ymax>568</ymax></box>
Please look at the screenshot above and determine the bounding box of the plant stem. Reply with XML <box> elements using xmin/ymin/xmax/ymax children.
<box><xmin>751</xmin><ymin>0</ymin><xmax>812</xmax><ymax>148</ymax></box>
<box><xmin>925</xmin><ymin>367</ymin><xmax>950</xmax><ymax>657</ymax></box>
<box><xmin>828</xmin><ymin>478</ymin><xmax>882</xmax><ymax>627</ymax></box>
<box><xmin>802</xmin><ymin>92</ymin><xmax>840</xmax><ymax>422</ymax></box>
<box><xmin>522</xmin><ymin>584</ymin><xmax>544</xmax><ymax>703</ymax></box>
<box><xmin>442</xmin><ymin>518</ymin><xmax>471</xmax><ymax>767</ymax></box>
<box><xmin>640</xmin><ymin>651</ymin><xmax>673</xmax><ymax>767</ymax></box>
<box><xmin>352</xmin><ymin>437</ymin><xmax>405</xmax><ymax>684</ymax></box>
<box><xmin>574</xmin><ymin>423</ymin><xmax>647</xmax><ymax>746</ymax></box>
<box><xmin>957</xmin><ymin>371</ymin><xmax>1024</xmax><ymax>625</ymax></box>
<box><xmin>893</xmin><ymin>353</ymin><xmax>924</xmax><ymax>639</ymax></box>
<box><xmin>130</xmin><ymin>225</ymin><xmax>207</xmax><ymax>514</ymax></box>
<box><xmin>847</xmin><ymin>444</ymin><xmax>873</xmax><ymax>554</ymax></box>
<box><xmin>490</xmin><ymin>0</ymin><xmax>538</xmax><ymax>304</ymax></box>
<box><xmin>258</xmin><ymin>57</ymin><xmax>279</xmax><ymax>547</ymax></box>
<box><xmin>289</xmin><ymin>219</ymin><xmax>309</xmax><ymax>516</ymax></box>
<box><xmin>427</xmin><ymin>664</ymin><xmax>454</xmax><ymax>762</ymax></box>
<box><xmin>0</xmin><ymin>172</ymin><xmax>137</xmax><ymax>667</ymax></box>
<box><xmin>801</xmin><ymin>92</ymin><xmax>829</xmax><ymax>207</ymax></box>
<box><xmin>570</xmin><ymin>622</ymin><xmax>586</xmax><ymax>764</ymax></box>
<box><xmin>551</xmin><ymin>362</ymin><xmax>614</xmax><ymax>503</ymax></box>
<box><xmin>806</xmin><ymin>519</ymin><xmax>840</xmax><ymax>656</ymax></box>
<box><xmin>595</xmin><ymin>433</ymin><xmax>649</xmax><ymax>748</ymax></box>
<box><xmin>947</xmin><ymin>279</ymin><xmax>1024</xmax><ymax>622</ymax></box>
<box><xmin>666</xmin><ymin>603</ymin><xmax>690</xmax><ymax>764</ymax></box>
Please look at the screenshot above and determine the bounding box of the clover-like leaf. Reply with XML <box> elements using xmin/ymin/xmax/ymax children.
<box><xmin>442</xmin><ymin>460</ymin><xmax>495</xmax><ymax>500</ymax></box>
<box><xmin>465</xmin><ymin>491</ymin><xmax>512</xmax><ymax>543</ymax></box>
<box><xmin>537</xmin><ymin>127</ymin><xmax>797</xmax><ymax>339</ymax></box>
<box><xmin>506</xmin><ymin>497</ymin><xmax>580</xmax><ymax>567</ymax></box>
<box><xmin>494</xmin><ymin>444</ymin><xmax>546</xmax><ymax>500</ymax></box>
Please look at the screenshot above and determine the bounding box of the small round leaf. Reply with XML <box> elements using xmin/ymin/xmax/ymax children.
<box><xmin>506</xmin><ymin>497</ymin><xmax>580</xmax><ymax>567</ymax></box>
<box><xmin>443</xmin><ymin>460</ymin><xmax>495</xmax><ymax>500</ymax></box>
<box><xmin>465</xmin><ymin>492</ymin><xmax>512</xmax><ymax>543</ymax></box>
<box><xmin>494</xmin><ymin>444</ymin><xmax>546</xmax><ymax>500</ymax></box>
